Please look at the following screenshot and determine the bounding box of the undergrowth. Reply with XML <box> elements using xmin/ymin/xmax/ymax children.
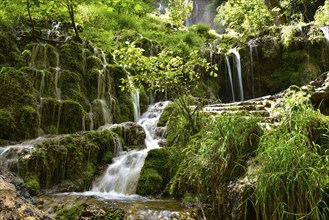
<box><xmin>248</xmin><ymin>91</ymin><xmax>329</xmax><ymax>219</ymax></box>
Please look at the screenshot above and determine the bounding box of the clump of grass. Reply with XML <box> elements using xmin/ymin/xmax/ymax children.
<box><xmin>249</xmin><ymin>91</ymin><xmax>329</xmax><ymax>219</ymax></box>
<box><xmin>169</xmin><ymin>110</ymin><xmax>262</xmax><ymax>218</ymax></box>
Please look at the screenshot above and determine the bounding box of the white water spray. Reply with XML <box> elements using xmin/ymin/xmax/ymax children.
<box><xmin>230</xmin><ymin>48</ymin><xmax>244</xmax><ymax>101</ymax></box>
<box><xmin>225</xmin><ymin>55</ymin><xmax>235</xmax><ymax>102</ymax></box>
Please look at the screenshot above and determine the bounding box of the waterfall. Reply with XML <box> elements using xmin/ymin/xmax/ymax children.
<box><xmin>225</xmin><ymin>55</ymin><xmax>235</xmax><ymax>102</ymax></box>
<box><xmin>39</xmin><ymin>70</ymin><xmax>45</xmax><ymax>96</ymax></box>
<box><xmin>55</xmin><ymin>51</ymin><xmax>62</xmax><ymax>100</ymax></box>
<box><xmin>230</xmin><ymin>48</ymin><xmax>244</xmax><ymax>101</ymax></box>
<box><xmin>94</xmin><ymin>48</ymin><xmax>113</xmax><ymax>125</ymax></box>
<box><xmin>320</xmin><ymin>26</ymin><xmax>329</xmax><ymax>48</ymax></box>
<box><xmin>88</xmin><ymin>101</ymin><xmax>169</xmax><ymax>199</ymax></box>
<box><xmin>131</xmin><ymin>88</ymin><xmax>141</xmax><ymax>123</ymax></box>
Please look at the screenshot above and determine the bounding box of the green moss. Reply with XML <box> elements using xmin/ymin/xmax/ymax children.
<box><xmin>55</xmin><ymin>205</ymin><xmax>83</xmax><ymax>220</ymax></box>
<box><xmin>84</xmin><ymin>68</ymin><xmax>99</xmax><ymax>101</ymax></box>
<box><xmin>19</xmin><ymin>130</ymin><xmax>116</xmax><ymax>191</ymax></box>
<box><xmin>136</xmin><ymin>148</ymin><xmax>170</xmax><ymax>196</ymax></box>
<box><xmin>59</xmin><ymin>41</ymin><xmax>84</xmax><ymax>74</ymax></box>
<box><xmin>59</xmin><ymin>69</ymin><xmax>88</xmax><ymax>110</ymax></box>
<box><xmin>0</xmin><ymin>67</ymin><xmax>39</xmax><ymax>140</ymax></box>
<box><xmin>157</xmin><ymin>103</ymin><xmax>175</xmax><ymax>127</ymax></box>
<box><xmin>27</xmin><ymin>43</ymin><xmax>58</xmax><ymax>69</ymax></box>
<box><xmin>136</xmin><ymin>168</ymin><xmax>163</xmax><ymax>196</ymax></box>
<box><xmin>86</xmin><ymin>56</ymin><xmax>102</xmax><ymax>72</ymax></box>
<box><xmin>25</xmin><ymin>177</ymin><xmax>40</xmax><ymax>196</ymax></box>
<box><xmin>41</xmin><ymin>98</ymin><xmax>87</xmax><ymax>134</ymax></box>
<box><xmin>114</xmin><ymin>94</ymin><xmax>134</xmax><ymax>123</ymax></box>
<box><xmin>19</xmin><ymin>106</ymin><xmax>40</xmax><ymax>138</ymax></box>
<box><xmin>0</xmin><ymin>109</ymin><xmax>16</xmax><ymax>139</ymax></box>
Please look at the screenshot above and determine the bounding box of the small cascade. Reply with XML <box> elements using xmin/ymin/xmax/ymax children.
<box><xmin>39</xmin><ymin>70</ymin><xmax>45</xmax><ymax>96</ymax></box>
<box><xmin>54</xmin><ymin>51</ymin><xmax>62</xmax><ymax>100</ymax></box>
<box><xmin>30</xmin><ymin>44</ymin><xmax>48</xmax><ymax>69</ymax></box>
<box><xmin>225</xmin><ymin>55</ymin><xmax>235</xmax><ymax>102</ymax></box>
<box><xmin>46</xmin><ymin>22</ymin><xmax>61</xmax><ymax>40</ymax></box>
<box><xmin>90</xmin><ymin>101</ymin><xmax>170</xmax><ymax>198</ymax></box>
<box><xmin>131</xmin><ymin>88</ymin><xmax>141</xmax><ymax>123</ymax></box>
<box><xmin>0</xmin><ymin>137</ymin><xmax>45</xmax><ymax>172</ymax></box>
<box><xmin>230</xmin><ymin>48</ymin><xmax>244</xmax><ymax>101</ymax></box>
<box><xmin>93</xmin><ymin>48</ymin><xmax>113</xmax><ymax>125</ymax></box>
<box><xmin>320</xmin><ymin>26</ymin><xmax>329</xmax><ymax>48</ymax></box>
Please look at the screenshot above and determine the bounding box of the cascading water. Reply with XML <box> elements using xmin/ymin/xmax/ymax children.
<box><xmin>131</xmin><ymin>88</ymin><xmax>141</xmax><ymax>123</ymax></box>
<box><xmin>225</xmin><ymin>55</ymin><xmax>235</xmax><ymax>102</ymax></box>
<box><xmin>230</xmin><ymin>48</ymin><xmax>244</xmax><ymax>101</ymax></box>
<box><xmin>0</xmin><ymin>137</ymin><xmax>45</xmax><ymax>172</ymax></box>
<box><xmin>94</xmin><ymin>48</ymin><xmax>113</xmax><ymax>125</ymax></box>
<box><xmin>81</xmin><ymin>101</ymin><xmax>169</xmax><ymax>199</ymax></box>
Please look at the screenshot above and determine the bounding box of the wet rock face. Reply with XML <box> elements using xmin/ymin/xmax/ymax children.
<box><xmin>0</xmin><ymin>169</ymin><xmax>52</xmax><ymax>219</ymax></box>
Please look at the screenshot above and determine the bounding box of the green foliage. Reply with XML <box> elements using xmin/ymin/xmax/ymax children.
<box><xmin>315</xmin><ymin>0</ymin><xmax>329</xmax><ymax>26</ymax></box>
<box><xmin>215</xmin><ymin>0</ymin><xmax>273</xmax><ymax>37</ymax></box>
<box><xmin>249</xmin><ymin>91</ymin><xmax>329</xmax><ymax>219</ymax></box>
<box><xmin>168</xmin><ymin>111</ymin><xmax>262</xmax><ymax>217</ymax></box>
<box><xmin>168</xmin><ymin>0</ymin><xmax>192</xmax><ymax>27</ymax></box>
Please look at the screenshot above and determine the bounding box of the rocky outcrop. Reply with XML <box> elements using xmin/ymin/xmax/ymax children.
<box><xmin>0</xmin><ymin>169</ymin><xmax>52</xmax><ymax>219</ymax></box>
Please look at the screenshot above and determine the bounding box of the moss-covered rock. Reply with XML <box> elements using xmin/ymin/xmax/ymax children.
<box><xmin>59</xmin><ymin>41</ymin><xmax>84</xmax><ymax>74</ymax></box>
<box><xmin>0</xmin><ymin>67</ymin><xmax>39</xmax><ymax>140</ymax></box>
<box><xmin>40</xmin><ymin>98</ymin><xmax>86</xmax><ymax>134</ymax></box>
<box><xmin>19</xmin><ymin>130</ymin><xmax>117</xmax><ymax>192</ymax></box>
<box><xmin>136</xmin><ymin>148</ymin><xmax>170</xmax><ymax>196</ymax></box>
<box><xmin>157</xmin><ymin>103</ymin><xmax>175</xmax><ymax>127</ymax></box>
<box><xmin>109</xmin><ymin>122</ymin><xmax>145</xmax><ymax>149</ymax></box>
<box><xmin>55</xmin><ymin>202</ymin><xmax>124</xmax><ymax>220</ymax></box>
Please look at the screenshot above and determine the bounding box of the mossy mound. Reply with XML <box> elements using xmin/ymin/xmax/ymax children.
<box><xmin>0</xmin><ymin>67</ymin><xmax>39</xmax><ymax>140</ymax></box>
<box><xmin>55</xmin><ymin>203</ymin><xmax>124</xmax><ymax>220</ymax></box>
<box><xmin>19</xmin><ymin>129</ymin><xmax>117</xmax><ymax>192</ymax></box>
<box><xmin>109</xmin><ymin>122</ymin><xmax>146</xmax><ymax>149</ymax></box>
<box><xmin>136</xmin><ymin>148</ymin><xmax>170</xmax><ymax>196</ymax></box>
<box><xmin>40</xmin><ymin>98</ymin><xmax>87</xmax><ymax>134</ymax></box>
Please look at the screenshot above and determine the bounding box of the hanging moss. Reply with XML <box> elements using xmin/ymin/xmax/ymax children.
<box><xmin>19</xmin><ymin>129</ymin><xmax>116</xmax><ymax>192</ymax></box>
<box><xmin>59</xmin><ymin>69</ymin><xmax>88</xmax><ymax>110</ymax></box>
<box><xmin>59</xmin><ymin>41</ymin><xmax>84</xmax><ymax>74</ymax></box>
<box><xmin>25</xmin><ymin>43</ymin><xmax>58</xmax><ymax>69</ymax></box>
<box><xmin>0</xmin><ymin>67</ymin><xmax>39</xmax><ymax>140</ymax></box>
<box><xmin>0</xmin><ymin>109</ymin><xmax>17</xmax><ymax>140</ymax></box>
<box><xmin>41</xmin><ymin>98</ymin><xmax>87</xmax><ymax>134</ymax></box>
<box><xmin>84</xmin><ymin>68</ymin><xmax>99</xmax><ymax>101</ymax></box>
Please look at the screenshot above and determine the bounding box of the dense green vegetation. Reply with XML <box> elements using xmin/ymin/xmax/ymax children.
<box><xmin>0</xmin><ymin>0</ymin><xmax>329</xmax><ymax>219</ymax></box>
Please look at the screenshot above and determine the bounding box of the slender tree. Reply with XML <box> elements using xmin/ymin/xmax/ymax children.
<box><xmin>62</xmin><ymin>0</ymin><xmax>82</xmax><ymax>42</ymax></box>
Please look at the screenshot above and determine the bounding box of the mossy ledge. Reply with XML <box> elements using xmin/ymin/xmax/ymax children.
<box><xmin>19</xmin><ymin>129</ymin><xmax>119</xmax><ymax>193</ymax></box>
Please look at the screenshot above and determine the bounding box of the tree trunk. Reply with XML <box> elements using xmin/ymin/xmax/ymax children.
<box><xmin>263</xmin><ymin>0</ymin><xmax>287</xmax><ymax>25</ymax></box>
<box><xmin>26</xmin><ymin>0</ymin><xmax>35</xmax><ymax>38</ymax></box>
<box><xmin>66</xmin><ymin>0</ymin><xmax>82</xmax><ymax>43</ymax></box>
